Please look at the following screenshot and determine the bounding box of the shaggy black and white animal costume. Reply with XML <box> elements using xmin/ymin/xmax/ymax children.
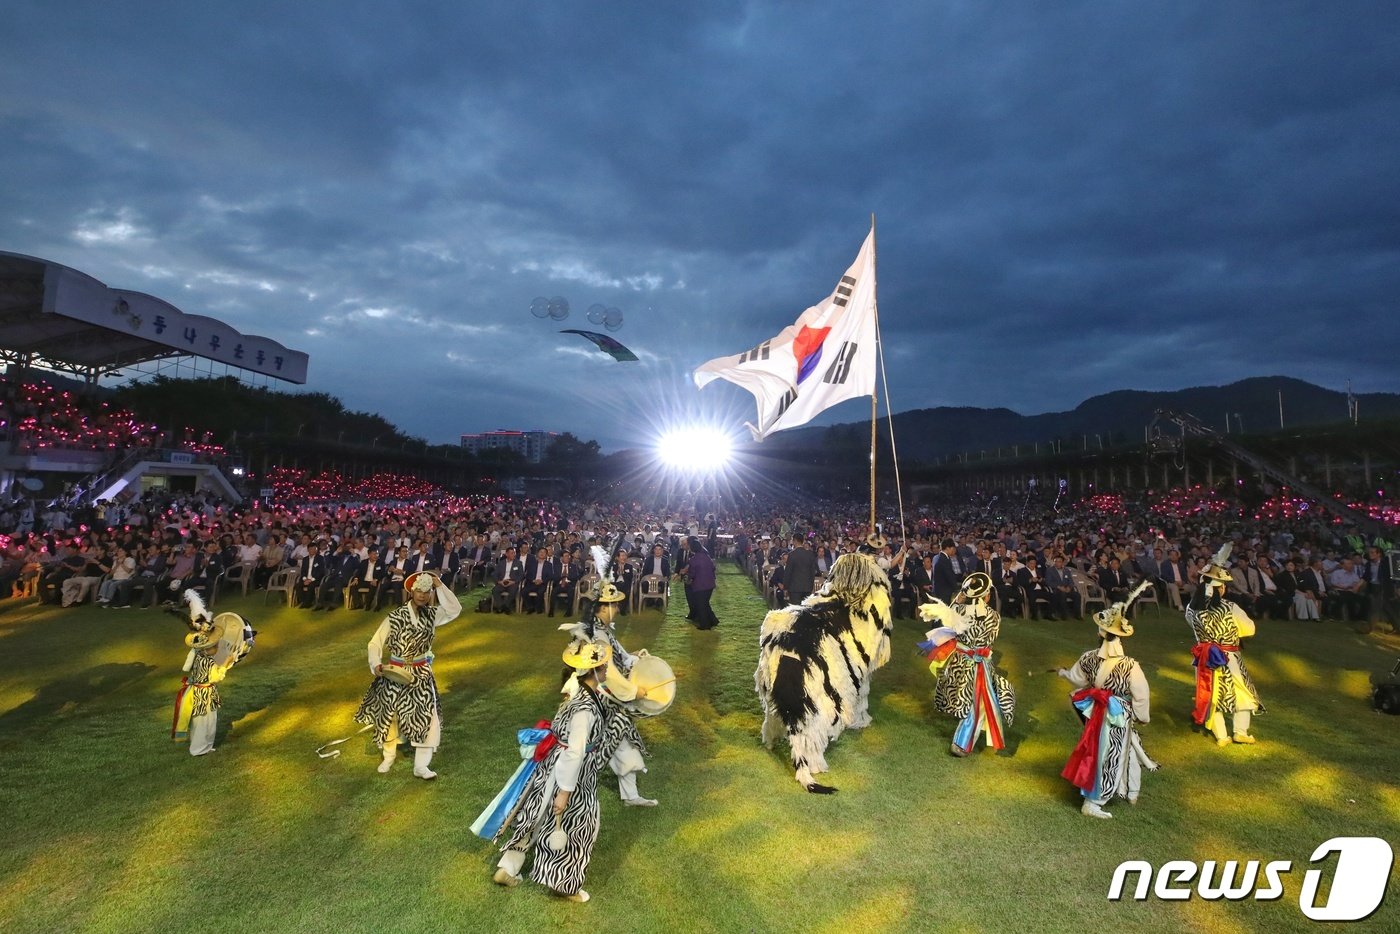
<box><xmin>756</xmin><ymin>553</ymin><xmax>893</xmax><ymax>793</ymax></box>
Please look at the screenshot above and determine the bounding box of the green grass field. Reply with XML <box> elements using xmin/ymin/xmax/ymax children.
<box><xmin>1</xmin><ymin>565</ymin><xmax>1396</xmax><ymax>933</ymax></box>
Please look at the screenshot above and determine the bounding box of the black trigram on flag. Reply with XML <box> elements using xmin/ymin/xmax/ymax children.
<box><xmin>739</xmin><ymin>340</ymin><xmax>771</xmax><ymax>364</ymax></box>
<box><xmin>822</xmin><ymin>341</ymin><xmax>857</xmax><ymax>384</ymax></box>
<box><xmin>775</xmin><ymin>387</ymin><xmax>797</xmax><ymax>416</ymax></box>
<box><xmin>832</xmin><ymin>275</ymin><xmax>857</xmax><ymax>308</ymax></box>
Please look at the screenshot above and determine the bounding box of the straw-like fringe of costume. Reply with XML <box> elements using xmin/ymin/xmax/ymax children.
<box><xmin>756</xmin><ymin>553</ymin><xmax>892</xmax><ymax>793</ymax></box>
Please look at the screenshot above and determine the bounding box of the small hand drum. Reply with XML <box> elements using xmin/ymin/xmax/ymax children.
<box><xmin>628</xmin><ymin>655</ymin><xmax>676</xmax><ymax>717</ymax></box>
<box><xmin>378</xmin><ymin>663</ymin><xmax>414</xmax><ymax>686</ymax></box>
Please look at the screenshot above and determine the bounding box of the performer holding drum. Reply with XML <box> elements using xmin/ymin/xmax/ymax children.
<box><xmin>171</xmin><ymin>590</ymin><xmax>254</xmax><ymax>756</ymax></box>
<box><xmin>479</xmin><ymin>587</ymin><xmax>675</xmax><ymax>901</ymax></box>
<box><xmin>353</xmin><ymin>571</ymin><xmax>461</xmax><ymax>779</ymax></box>
<box><xmin>561</xmin><ymin>580</ymin><xmax>675</xmax><ymax>806</ymax></box>
<box><xmin>491</xmin><ymin>638</ymin><xmax>614</xmax><ymax>903</ymax></box>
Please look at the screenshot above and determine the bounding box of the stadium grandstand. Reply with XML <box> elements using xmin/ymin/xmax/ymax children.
<box><xmin>0</xmin><ymin>251</ymin><xmax>309</xmax><ymax>504</ymax></box>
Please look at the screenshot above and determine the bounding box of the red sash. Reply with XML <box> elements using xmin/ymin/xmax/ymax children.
<box><xmin>926</xmin><ymin>641</ymin><xmax>957</xmax><ymax>663</ymax></box>
<box><xmin>1061</xmin><ymin>687</ymin><xmax>1112</xmax><ymax>792</ymax></box>
<box><xmin>171</xmin><ymin>677</ymin><xmax>191</xmax><ymax>737</ymax></box>
<box><xmin>530</xmin><ymin>719</ymin><xmax>559</xmax><ymax>761</ymax></box>
<box><xmin>1190</xmin><ymin>642</ymin><xmax>1238</xmax><ymax>725</ymax></box>
<box><xmin>959</xmin><ymin>646</ymin><xmax>1005</xmax><ymax>750</ymax></box>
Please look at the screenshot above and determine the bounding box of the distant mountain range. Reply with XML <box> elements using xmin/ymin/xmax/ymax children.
<box><xmin>759</xmin><ymin>376</ymin><xmax>1400</xmax><ymax>462</ymax></box>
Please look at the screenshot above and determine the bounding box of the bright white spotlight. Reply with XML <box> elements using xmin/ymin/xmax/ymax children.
<box><xmin>657</xmin><ymin>428</ymin><xmax>733</xmax><ymax>471</ymax></box>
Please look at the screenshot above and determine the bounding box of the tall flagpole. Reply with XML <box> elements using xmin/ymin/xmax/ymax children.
<box><xmin>869</xmin><ymin>213</ymin><xmax>878</xmax><ymax>538</ymax></box>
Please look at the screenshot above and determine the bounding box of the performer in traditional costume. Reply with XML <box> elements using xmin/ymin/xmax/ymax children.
<box><xmin>918</xmin><ymin>571</ymin><xmax>1016</xmax><ymax>757</ymax></box>
<box><xmin>1186</xmin><ymin>544</ymin><xmax>1264</xmax><ymax>746</ymax></box>
<box><xmin>756</xmin><ymin>552</ymin><xmax>894</xmax><ymax>792</ymax></box>
<box><xmin>490</xmin><ymin>639</ymin><xmax>614</xmax><ymax>903</ymax></box>
<box><xmin>353</xmin><ymin>571</ymin><xmax>461</xmax><ymax>778</ymax></box>
<box><xmin>170</xmin><ymin>590</ymin><xmax>254</xmax><ymax>756</ymax></box>
<box><xmin>1058</xmin><ymin>581</ymin><xmax>1159</xmax><ymax>819</ymax></box>
<box><xmin>560</xmin><ymin>580</ymin><xmax>666</xmax><ymax>806</ymax></box>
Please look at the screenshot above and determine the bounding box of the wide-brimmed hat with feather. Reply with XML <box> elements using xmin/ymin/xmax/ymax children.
<box><xmin>1202</xmin><ymin>542</ymin><xmax>1233</xmax><ymax>583</ymax></box>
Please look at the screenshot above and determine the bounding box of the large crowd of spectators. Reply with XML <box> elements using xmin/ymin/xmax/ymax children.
<box><xmin>1</xmin><ymin>479</ymin><xmax>1394</xmax><ymax>633</ymax></box>
<box><xmin>1</xmin><ymin>376</ymin><xmax>225</xmax><ymax>458</ymax></box>
<box><xmin>262</xmin><ymin>467</ymin><xmax>446</xmax><ymax>503</ymax></box>
<box><xmin>1</xmin><ymin>376</ymin><xmax>161</xmax><ymax>451</ymax></box>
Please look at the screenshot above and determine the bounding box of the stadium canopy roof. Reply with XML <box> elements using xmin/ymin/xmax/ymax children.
<box><xmin>0</xmin><ymin>251</ymin><xmax>309</xmax><ymax>384</ymax></box>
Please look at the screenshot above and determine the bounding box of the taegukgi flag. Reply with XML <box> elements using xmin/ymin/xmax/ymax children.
<box><xmin>694</xmin><ymin>228</ymin><xmax>878</xmax><ymax>440</ymax></box>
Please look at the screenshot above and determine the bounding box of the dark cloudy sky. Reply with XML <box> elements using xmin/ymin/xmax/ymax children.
<box><xmin>2</xmin><ymin>2</ymin><xmax>1397</xmax><ymax>450</ymax></box>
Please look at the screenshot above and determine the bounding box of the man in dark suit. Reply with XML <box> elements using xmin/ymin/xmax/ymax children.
<box><xmin>1362</xmin><ymin>546</ymin><xmax>1396</xmax><ymax>633</ymax></box>
<box><xmin>609</xmin><ymin>548</ymin><xmax>636</xmax><ymax>615</ymax></box>
<box><xmin>463</xmin><ymin>536</ymin><xmax>492</xmax><ymax>587</ymax></box>
<box><xmin>767</xmin><ymin>555</ymin><xmax>787</xmax><ymax>606</ymax></box>
<box><xmin>377</xmin><ymin>546</ymin><xmax>410</xmax><ymax>610</ymax></box>
<box><xmin>1097</xmin><ymin>556</ymin><xmax>1131</xmax><ymax>613</ymax></box>
<box><xmin>1299</xmin><ymin>558</ymin><xmax>1327</xmax><ymax>620</ymax></box>
<box><xmin>521</xmin><ymin>546</ymin><xmax>554</xmax><ymax>614</ymax></box>
<box><xmin>465</xmin><ymin>536</ymin><xmax>491</xmax><ymax>565</ymax></box>
<box><xmin>549</xmin><ymin>551</ymin><xmax>581</xmax><ymax>617</ymax></box>
<box><xmin>932</xmin><ymin>538</ymin><xmax>963</xmax><ymax>602</ymax></box>
<box><xmin>1130</xmin><ymin>544</ymin><xmax>1159</xmax><ymax>584</ymax></box>
<box><xmin>432</xmin><ymin>539</ymin><xmax>462</xmax><ymax>589</ymax></box>
<box><xmin>972</xmin><ymin>544</ymin><xmax>997</xmax><ymax>579</ymax></box>
<box><xmin>405</xmin><ymin>541</ymin><xmax>436</xmax><ymax>578</ymax></box>
<box><xmin>492</xmin><ymin>546</ymin><xmax>525</xmax><ymax>613</ymax></box>
<box><xmin>1158</xmin><ymin>548</ymin><xmax>1188</xmax><ymax>606</ymax></box>
<box><xmin>1045</xmin><ymin>555</ymin><xmax>1079</xmax><ymax>619</ymax></box>
<box><xmin>316</xmin><ymin>541</ymin><xmax>360</xmax><ymax>610</ymax></box>
<box><xmin>907</xmin><ymin>554</ymin><xmax>934</xmax><ymax>608</ymax></box>
<box><xmin>1267</xmin><ymin>556</ymin><xmax>1296</xmax><ymax>620</ymax></box>
<box><xmin>1018</xmin><ymin>555</ymin><xmax>1052</xmax><ymax>619</ymax></box>
<box><xmin>886</xmin><ymin>545</ymin><xmax>917</xmax><ymax>619</ymax></box>
<box><xmin>782</xmin><ymin>536</ymin><xmax>818</xmax><ymax>605</ymax></box>
<box><xmin>185</xmin><ymin>540</ymin><xmax>226</xmax><ymax>602</ymax></box>
<box><xmin>295</xmin><ymin>541</ymin><xmax>326</xmax><ymax>608</ymax></box>
<box><xmin>639</xmin><ymin>543</ymin><xmax>671</xmax><ymax>580</ymax></box>
<box><xmin>354</xmin><ymin>546</ymin><xmax>390</xmax><ymax>611</ymax></box>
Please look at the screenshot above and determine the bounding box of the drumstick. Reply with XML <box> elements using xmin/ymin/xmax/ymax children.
<box><xmin>646</xmin><ymin>678</ymin><xmax>677</xmax><ymax>690</ymax></box>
